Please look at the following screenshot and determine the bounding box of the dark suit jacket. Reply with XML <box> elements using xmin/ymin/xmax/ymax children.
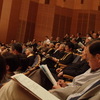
<box><xmin>27</xmin><ymin>55</ymin><xmax>36</xmax><ymax>66</ymax></box>
<box><xmin>76</xmin><ymin>37</ymin><xmax>83</xmax><ymax>43</ymax></box>
<box><xmin>41</xmin><ymin>50</ymin><xmax>65</xmax><ymax>69</ymax></box>
<box><xmin>46</xmin><ymin>48</ymin><xmax>55</xmax><ymax>56</ymax></box>
<box><xmin>51</xmin><ymin>50</ymin><xmax>65</xmax><ymax>59</ymax></box>
<box><xmin>63</xmin><ymin>59</ymin><xmax>90</xmax><ymax>77</ymax></box>
<box><xmin>59</xmin><ymin>53</ymin><xmax>74</xmax><ymax>65</ymax></box>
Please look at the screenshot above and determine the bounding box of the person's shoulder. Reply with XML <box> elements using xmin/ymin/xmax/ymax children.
<box><xmin>0</xmin><ymin>80</ymin><xmax>21</xmax><ymax>92</ymax></box>
<box><xmin>78</xmin><ymin>79</ymin><xmax>100</xmax><ymax>100</ymax></box>
<box><xmin>88</xmin><ymin>90</ymin><xmax>100</xmax><ymax>100</ymax></box>
<box><xmin>0</xmin><ymin>80</ymin><xmax>19</xmax><ymax>100</ymax></box>
<box><xmin>0</xmin><ymin>80</ymin><xmax>36</xmax><ymax>100</ymax></box>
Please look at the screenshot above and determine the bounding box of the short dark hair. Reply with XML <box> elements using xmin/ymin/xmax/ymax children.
<box><xmin>11</xmin><ymin>43</ymin><xmax>22</xmax><ymax>53</ymax></box>
<box><xmin>0</xmin><ymin>55</ymin><xmax>6</xmax><ymax>82</ymax></box>
<box><xmin>4</xmin><ymin>54</ymin><xmax>20</xmax><ymax>72</ymax></box>
<box><xmin>66</xmin><ymin>42</ymin><xmax>74</xmax><ymax>51</ymax></box>
<box><xmin>89</xmin><ymin>40</ymin><xmax>100</xmax><ymax>56</ymax></box>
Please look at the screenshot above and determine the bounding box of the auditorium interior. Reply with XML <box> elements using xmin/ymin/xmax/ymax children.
<box><xmin>0</xmin><ymin>1</ymin><xmax>100</xmax><ymax>100</ymax></box>
<box><xmin>0</xmin><ymin>0</ymin><xmax>100</xmax><ymax>43</ymax></box>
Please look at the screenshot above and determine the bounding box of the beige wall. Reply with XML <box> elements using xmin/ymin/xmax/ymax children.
<box><xmin>56</xmin><ymin>0</ymin><xmax>74</xmax><ymax>9</ymax></box>
<box><xmin>34</xmin><ymin>4</ymin><xmax>55</xmax><ymax>41</ymax></box>
<box><xmin>0</xmin><ymin>0</ymin><xmax>3</xmax><ymax>20</ymax></box>
<box><xmin>0</xmin><ymin>0</ymin><xmax>13</xmax><ymax>43</ymax></box>
<box><xmin>6</xmin><ymin>0</ymin><xmax>22</xmax><ymax>43</ymax></box>
<box><xmin>18</xmin><ymin>0</ymin><xmax>30</xmax><ymax>42</ymax></box>
<box><xmin>0</xmin><ymin>0</ymin><xmax>100</xmax><ymax>43</ymax></box>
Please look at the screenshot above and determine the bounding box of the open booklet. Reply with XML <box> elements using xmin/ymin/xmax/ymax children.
<box><xmin>39</xmin><ymin>64</ymin><xmax>57</xmax><ymax>86</ymax></box>
<box><xmin>12</xmin><ymin>74</ymin><xmax>60</xmax><ymax>100</ymax></box>
<box><xmin>78</xmin><ymin>42</ymin><xmax>84</xmax><ymax>48</ymax></box>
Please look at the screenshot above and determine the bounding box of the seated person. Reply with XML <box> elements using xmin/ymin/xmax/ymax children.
<box><xmin>43</xmin><ymin>43</ymin><xmax>55</xmax><ymax>56</ymax></box>
<box><xmin>41</xmin><ymin>43</ymin><xmax>65</xmax><ymax>72</ymax></box>
<box><xmin>0</xmin><ymin>39</ymin><xmax>100</xmax><ymax>100</ymax></box>
<box><xmin>1</xmin><ymin>53</ymin><xmax>20</xmax><ymax>84</ymax></box>
<box><xmin>50</xmin><ymin>39</ymin><xmax>100</xmax><ymax>100</ymax></box>
<box><xmin>25</xmin><ymin>47</ymin><xmax>36</xmax><ymax>68</ymax></box>
<box><xmin>29</xmin><ymin>39</ymin><xmax>100</xmax><ymax>88</ymax></box>
<box><xmin>10</xmin><ymin>43</ymin><xmax>28</xmax><ymax>72</ymax></box>
<box><xmin>43</xmin><ymin>42</ymin><xmax>75</xmax><ymax>71</ymax></box>
<box><xmin>52</xmin><ymin>42</ymin><xmax>75</xmax><ymax>69</ymax></box>
<box><xmin>56</xmin><ymin>48</ymin><xmax>90</xmax><ymax>80</ymax></box>
<box><xmin>47</xmin><ymin>42</ymin><xmax>75</xmax><ymax>79</ymax></box>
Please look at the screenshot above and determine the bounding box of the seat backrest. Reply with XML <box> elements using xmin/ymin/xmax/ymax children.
<box><xmin>31</xmin><ymin>54</ymin><xmax>41</xmax><ymax>67</ymax></box>
<box><xmin>24</xmin><ymin>55</ymin><xmax>41</xmax><ymax>76</ymax></box>
<box><xmin>72</xmin><ymin>54</ymin><xmax>81</xmax><ymax>64</ymax></box>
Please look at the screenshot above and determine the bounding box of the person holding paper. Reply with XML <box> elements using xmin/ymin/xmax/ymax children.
<box><xmin>50</xmin><ymin>39</ymin><xmax>100</xmax><ymax>100</ymax></box>
<box><xmin>56</xmin><ymin>48</ymin><xmax>90</xmax><ymax>78</ymax></box>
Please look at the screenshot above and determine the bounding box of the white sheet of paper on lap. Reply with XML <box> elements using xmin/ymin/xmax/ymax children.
<box><xmin>40</xmin><ymin>64</ymin><xmax>57</xmax><ymax>86</ymax></box>
<box><xmin>12</xmin><ymin>74</ymin><xmax>59</xmax><ymax>100</ymax></box>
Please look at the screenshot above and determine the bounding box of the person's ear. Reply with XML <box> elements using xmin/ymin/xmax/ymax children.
<box><xmin>6</xmin><ymin>65</ymin><xmax>10</xmax><ymax>71</ymax></box>
<box><xmin>96</xmin><ymin>54</ymin><xmax>100</xmax><ymax>62</ymax></box>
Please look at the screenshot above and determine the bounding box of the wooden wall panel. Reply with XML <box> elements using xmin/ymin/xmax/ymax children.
<box><xmin>65</xmin><ymin>17</ymin><xmax>72</xmax><ymax>35</ymax></box>
<box><xmin>18</xmin><ymin>0</ymin><xmax>30</xmax><ymax>42</ymax></box>
<box><xmin>77</xmin><ymin>13</ymin><xmax>83</xmax><ymax>34</ymax></box>
<box><xmin>59</xmin><ymin>16</ymin><xmax>66</xmax><ymax>39</ymax></box>
<box><xmin>34</xmin><ymin>4</ymin><xmax>55</xmax><ymax>41</ymax></box>
<box><xmin>24</xmin><ymin>22</ymin><xmax>35</xmax><ymax>42</ymax></box>
<box><xmin>0</xmin><ymin>0</ymin><xmax>13</xmax><ymax>43</ymax></box>
<box><xmin>88</xmin><ymin>14</ymin><xmax>96</xmax><ymax>32</ymax></box>
<box><xmin>52</xmin><ymin>14</ymin><xmax>60</xmax><ymax>39</ymax></box>
<box><xmin>27</xmin><ymin>1</ymin><xmax>38</xmax><ymax>22</ymax></box>
<box><xmin>0</xmin><ymin>0</ymin><xmax>100</xmax><ymax>43</ymax></box>
<box><xmin>77</xmin><ymin>13</ymin><xmax>88</xmax><ymax>35</ymax></box>
<box><xmin>24</xmin><ymin>1</ymin><xmax>38</xmax><ymax>42</ymax></box>
<box><xmin>52</xmin><ymin>15</ymin><xmax>72</xmax><ymax>40</ymax></box>
<box><xmin>95</xmin><ymin>12</ymin><xmax>100</xmax><ymax>32</ymax></box>
<box><xmin>0</xmin><ymin>0</ymin><xmax>3</xmax><ymax>19</ymax></box>
<box><xmin>82</xmin><ymin>13</ymin><xmax>88</xmax><ymax>34</ymax></box>
<box><xmin>52</xmin><ymin>6</ymin><xmax>72</xmax><ymax>40</ymax></box>
<box><xmin>17</xmin><ymin>20</ymin><xmax>27</xmax><ymax>42</ymax></box>
<box><xmin>6</xmin><ymin>0</ymin><xmax>22</xmax><ymax>43</ymax></box>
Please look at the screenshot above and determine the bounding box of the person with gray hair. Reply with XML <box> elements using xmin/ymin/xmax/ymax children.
<box><xmin>25</xmin><ymin>47</ymin><xmax>36</xmax><ymax>68</ymax></box>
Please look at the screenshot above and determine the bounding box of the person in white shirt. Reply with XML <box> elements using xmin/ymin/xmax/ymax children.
<box><xmin>43</xmin><ymin>36</ymin><xmax>50</xmax><ymax>44</ymax></box>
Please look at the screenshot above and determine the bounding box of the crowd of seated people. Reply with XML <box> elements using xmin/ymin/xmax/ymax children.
<box><xmin>0</xmin><ymin>33</ymin><xmax>99</xmax><ymax>100</ymax></box>
<box><xmin>0</xmin><ymin>33</ymin><xmax>99</xmax><ymax>76</ymax></box>
<box><xmin>26</xmin><ymin>38</ymin><xmax>100</xmax><ymax>99</ymax></box>
<box><xmin>56</xmin><ymin>47</ymin><xmax>90</xmax><ymax>80</ymax></box>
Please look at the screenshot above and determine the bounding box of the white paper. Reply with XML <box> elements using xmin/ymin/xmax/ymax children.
<box><xmin>40</xmin><ymin>65</ymin><xmax>57</xmax><ymax>86</ymax></box>
<box><xmin>12</xmin><ymin>74</ymin><xmax>59</xmax><ymax>100</ymax></box>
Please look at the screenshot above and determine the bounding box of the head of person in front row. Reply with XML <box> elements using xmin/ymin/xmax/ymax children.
<box><xmin>10</xmin><ymin>43</ymin><xmax>22</xmax><ymax>55</ymax></box>
<box><xmin>85</xmin><ymin>39</ymin><xmax>100</xmax><ymax>71</ymax></box>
